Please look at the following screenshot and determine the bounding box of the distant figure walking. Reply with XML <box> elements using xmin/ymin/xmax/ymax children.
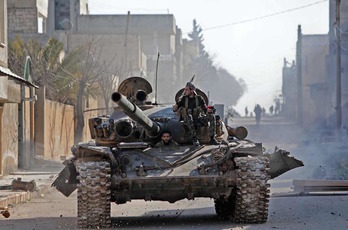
<box><xmin>275</xmin><ymin>99</ymin><xmax>280</xmax><ymax>115</ymax></box>
<box><xmin>254</xmin><ymin>104</ymin><xmax>262</xmax><ymax>125</ymax></box>
<box><xmin>269</xmin><ymin>105</ymin><xmax>274</xmax><ymax>116</ymax></box>
<box><xmin>245</xmin><ymin>106</ymin><xmax>248</xmax><ymax>117</ymax></box>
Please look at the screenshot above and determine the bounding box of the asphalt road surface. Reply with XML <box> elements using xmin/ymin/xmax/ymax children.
<box><xmin>1</xmin><ymin>188</ymin><xmax>347</xmax><ymax>230</ymax></box>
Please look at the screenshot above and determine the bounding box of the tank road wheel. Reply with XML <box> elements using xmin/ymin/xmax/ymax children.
<box><xmin>232</xmin><ymin>156</ymin><xmax>270</xmax><ymax>223</ymax></box>
<box><xmin>76</xmin><ymin>161</ymin><xmax>111</xmax><ymax>228</ymax></box>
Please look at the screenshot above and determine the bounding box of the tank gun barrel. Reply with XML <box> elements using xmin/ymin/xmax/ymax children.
<box><xmin>111</xmin><ymin>92</ymin><xmax>160</xmax><ymax>137</ymax></box>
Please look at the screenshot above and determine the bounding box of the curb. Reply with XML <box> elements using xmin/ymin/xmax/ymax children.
<box><xmin>0</xmin><ymin>183</ymin><xmax>52</xmax><ymax>208</ymax></box>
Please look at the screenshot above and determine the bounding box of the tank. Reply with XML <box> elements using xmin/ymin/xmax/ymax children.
<box><xmin>52</xmin><ymin>77</ymin><xmax>303</xmax><ymax>228</ymax></box>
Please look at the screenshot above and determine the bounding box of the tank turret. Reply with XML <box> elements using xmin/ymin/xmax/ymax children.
<box><xmin>111</xmin><ymin>92</ymin><xmax>161</xmax><ymax>138</ymax></box>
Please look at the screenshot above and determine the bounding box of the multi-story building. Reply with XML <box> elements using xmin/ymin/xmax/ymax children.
<box><xmin>288</xmin><ymin>0</ymin><xmax>348</xmax><ymax>131</ymax></box>
<box><xmin>44</xmin><ymin>0</ymin><xmax>189</xmax><ymax>104</ymax></box>
<box><xmin>7</xmin><ymin>0</ymin><xmax>49</xmax><ymax>44</ymax></box>
<box><xmin>299</xmin><ymin>31</ymin><xmax>330</xmax><ymax>128</ymax></box>
<box><xmin>327</xmin><ymin>0</ymin><xmax>348</xmax><ymax>128</ymax></box>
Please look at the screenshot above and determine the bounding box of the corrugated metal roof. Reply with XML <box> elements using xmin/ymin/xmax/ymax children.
<box><xmin>0</xmin><ymin>66</ymin><xmax>38</xmax><ymax>88</ymax></box>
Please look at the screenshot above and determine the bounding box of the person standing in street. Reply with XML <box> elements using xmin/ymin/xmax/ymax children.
<box><xmin>254</xmin><ymin>104</ymin><xmax>262</xmax><ymax>125</ymax></box>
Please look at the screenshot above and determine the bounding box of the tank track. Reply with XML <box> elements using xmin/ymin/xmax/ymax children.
<box><xmin>76</xmin><ymin>161</ymin><xmax>111</xmax><ymax>229</ymax></box>
<box><xmin>233</xmin><ymin>156</ymin><xmax>270</xmax><ymax>223</ymax></box>
<box><xmin>214</xmin><ymin>156</ymin><xmax>270</xmax><ymax>223</ymax></box>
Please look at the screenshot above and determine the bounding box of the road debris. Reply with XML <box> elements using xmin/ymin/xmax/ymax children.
<box><xmin>0</xmin><ymin>207</ymin><xmax>10</xmax><ymax>218</ymax></box>
<box><xmin>11</xmin><ymin>178</ymin><xmax>36</xmax><ymax>192</ymax></box>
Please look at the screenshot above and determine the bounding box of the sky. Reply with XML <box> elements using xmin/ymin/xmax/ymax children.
<box><xmin>88</xmin><ymin>0</ymin><xmax>329</xmax><ymax>114</ymax></box>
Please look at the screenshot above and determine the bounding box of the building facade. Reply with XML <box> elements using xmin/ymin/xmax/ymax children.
<box><xmin>289</xmin><ymin>0</ymin><xmax>348</xmax><ymax>131</ymax></box>
<box><xmin>328</xmin><ymin>0</ymin><xmax>348</xmax><ymax>129</ymax></box>
<box><xmin>46</xmin><ymin>1</ymin><xmax>189</xmax><ymax>104</ymax></box>
<box><xmin>1</xmin><ymin>0</ymin><xmax>37</xmax><ymax>175</ymax></box>
<box><xmin>281</xmin><ymin>58</ymin><xmax>296</xmax><ymax>120</ymax></box>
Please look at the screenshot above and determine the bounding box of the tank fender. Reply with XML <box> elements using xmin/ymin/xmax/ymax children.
<box><xmin>52</xmin><ymin>160</ymin><xmax>78</xmax><ymax>197</ymax></box>
<box><xmin>265</xmin><ymin>147</ymin><xmax>304</xmax><ymax>179</ymax></box>
<box><xmin>52</xmin><ymin>145</ymin><xmax>118</xmax><ymax>197</ymax></box>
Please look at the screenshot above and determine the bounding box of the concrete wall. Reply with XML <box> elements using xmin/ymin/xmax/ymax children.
<box><xmin>8</xmin><ymin>33</ymin><xmax>50</xmax><ymax>46</ymax></box>
<box><xmin>7</xmin><ymin>0</ymin><xmax>38</xmax><ymax>34</ymax></box>
<box><xmin>301</xmin><ymin>34</ymin><xmax>329</xmax><ymax>127</ymax></box>
<box><xmin>1</xmin><ymin>103</ymin><xmax>18</xmax><ymax>175</ymax></box>
<box><xmin>77</xmin><ymin>14</ymin><xmax>176</xmax><ymax>35</ymax></box>
<box><xmin>62</xmin><ymin>33</ymin><xmax>145</xmax><ymax>79</ymax></box>
<box><xmin>35</xmin><ymin>86</ymin><xmax>74</xmax><ymax>160</ymax></box>
<box><xmin>43</xmin><ymin>99</ymin><xmax>74</xmax><ymax>160</ymax></box>
<box><xmin>35</xmin><ymin>87</ymin><xmax>99</xmax><ymax>160</ymax></box>
<box><xmin>0</xmin><ymin>0</ymin><xmax>8</xmax><ymax>67</ymax></box>
<box><xmin>0</xmin><ymin>76</ymin><xmax>20</xmax><ymax>175</ymax></box>
<box><xmin>0</xmin><ymin>76</ymin><xmax>20</xmax><ymax>103</ymax></box>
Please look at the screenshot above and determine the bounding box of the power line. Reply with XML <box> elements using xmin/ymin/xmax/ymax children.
<box><xmin>201</xmin><ymin>0</ymin><xmax>328</xmax><ymax>32</ymax></box>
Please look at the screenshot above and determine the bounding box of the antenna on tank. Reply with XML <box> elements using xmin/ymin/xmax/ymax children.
<box><xmin>155</xmin><ymin>52</ymin><xmax>160</xmax><ymax>105</ymax></box>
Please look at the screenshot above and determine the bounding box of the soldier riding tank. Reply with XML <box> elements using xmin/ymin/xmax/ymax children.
<box><xmin>53</xmin><ymin>77</ymin><xmax>303</xmax><ymax>228</ymax></box>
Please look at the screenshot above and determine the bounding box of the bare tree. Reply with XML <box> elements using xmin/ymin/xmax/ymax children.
<box><xmin>98</xmin><ymin>47</ymin><xmax>134</xmax><ymax>115</ymax></box>
<box><xmin>65</xmin><ymin>42</ymin><xmax>107</xmax><ymax>144</ymax></box>
<box><xmin>99</xmin><ymin>69</ymin><xmax>118</xmax><ymax>115</ymax></box>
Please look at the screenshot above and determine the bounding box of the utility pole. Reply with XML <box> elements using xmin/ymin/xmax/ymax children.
<box><xmin>124</xmin><ymin>11</ymin><xmax>130</xmax><ymax>81</ymax></box>
<box><xmin>296</xmin><ymin>25</ymin><xmax>303</xmax><ymax>125</ymax></box>
<box><xmin>335</xmin><ymin>0</ymin><xmax>342</xmax><ymax>131</ymax></box>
